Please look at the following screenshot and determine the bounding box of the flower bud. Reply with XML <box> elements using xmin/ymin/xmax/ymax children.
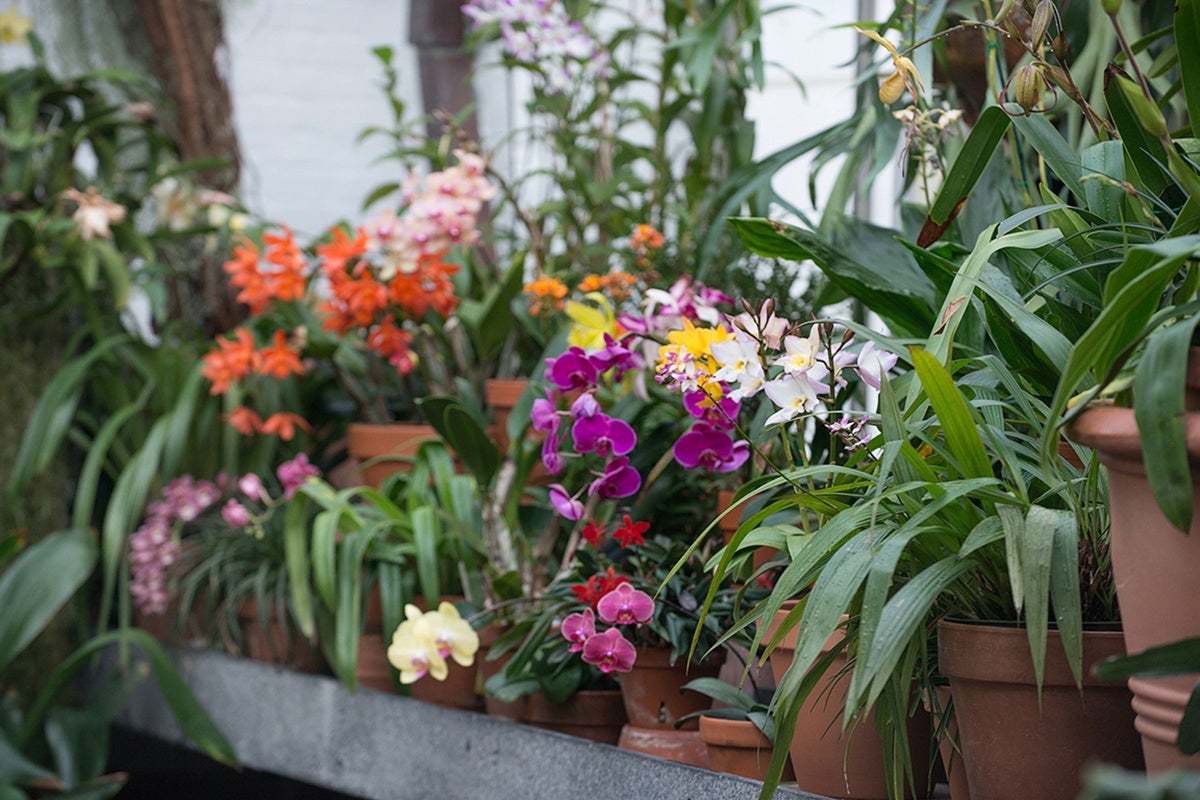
<box><xmin>1101</xmin><ymin>0</ymin><xmax>1121</xmax><ymax>15</ymax></box>
<box><xmin>993</xmin><ymin>0</ymin><xmax>1016</xmax><ymax>24</ymax></box>
<box><xmin>1010</xmin><ymin>63</ymin><xmax>1045</xmax><ymax>114</ymax></box>
<box><xmin>879</xmin><ymin>69</ymin><xmax>907</xmax><ymax>105</ymax></box>
<box><xmin>1030</xmin><ymin>0</ymin><xmax>1054</xmax><ymax>46</ymax></box>
<box><xmin>1051</xmin><ymin>31</ymin><xmax>1070</xmax><ymax>61</ymax></box>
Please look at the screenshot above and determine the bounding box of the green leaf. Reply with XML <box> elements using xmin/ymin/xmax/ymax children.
<box><xmin>1177</xmin><ymin>0</ymin><xmax>1200</xmax><ymax>130</ymax></box>
<box><xmin>284</xmin><ymin>498</ymin><xmax>314</xmax><ymax>639</ymax></box>
<box><xmin>20</xmin><ymin>630</ymin><xmax>236</xmax><ymax>767</ymax></box>
<box><xmin>1134</xmin><ymin>314</ymin><xmax>1200</xmax><ymax>531</ymax></box>
<box><xmin>44</xmin><ymin>707</ymin><xmax>108</xmax><ymax>789</ymax></box>
<box><xmin>411</xmin><ymin>507</ymin><xmax>441</xmax><ymax>608</ymax></box>
<box><xmin>1047</xmin><ymin>508</ymin><xmax>1083</xmax><ymax>687</ymax></box>
<box><xmin>1009</xmin><ymin>108</ymin><xmax>1086</xmax><ymax>201</ymax></box>
<box><xmin>910</xmin><ymin>349</ymin><xmax>992</xmax><ymax>481</ymax></box>
<box><xmin>1104</xmin><ymin>68</ymin><xmax>1170</xmax><ymax>198</ymax></box>
<box><xmin>1094</xmin><ymin>637</ymin><xmax>1200</xmax><ymax>680</ymax></box>
<box><xmin>0</xmin><ymin>530</ymin><xmax>95</xmax><ymax>671</ymax></box>
<box><xmin>1020</xmin><ymin>505</ymin><xmax>1066</xmax><ymax>691</ymax></box>
<box><xmin>0</xmin><ymin>732</ymin><xmax>54</xmax><ymax>784</ymax></box>
<box><xmin>920</xmin><ymin>106</ymin><xmax>1011</xmax><ymax>238</ymax></box>
<box><xmin>1079</xmin><ymin>141</ymin><xmax>1128</xmax><ymax>223</ymax></box>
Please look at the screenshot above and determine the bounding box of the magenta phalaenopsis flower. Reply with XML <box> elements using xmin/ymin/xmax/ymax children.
<box><xmin>683</xmin><ymin>390</ymin><xmax>739</xmax><ymax>429</ymax></box>
<box><xmin>277</xmin><ymin>453</ymin><xmax>319</xmax><ymax>498</ymax></box>
<box><xmin>571</xmin><ymin>414</ymin><xmax>636</xmax><ymax>458</ymax></box>
<box><xmin>597</xmin><ymin>582</ymin><xmax>654</xmax><ymax>625</ymax></box>
<box><xmin>581</xmin><ymin>627</ymin><xmax>637</xmax><ymax>674</ymax></box>
<box><xmin>561</xmin><ymin>608</ymin><xmax>596</xmax><ymax>653</ymax></box>
<box><xmin>549</xmin><ymin>483</ymin><xmax>585</xmax><ymax>520</ymax></box>
<box><xmin>589</xmin><ymin>334</ymin><xmax>643</xmax><ymax>379</ymax></box>
<box><xmin>673</xmin><ymin>425</ymin><xmax>750</xmax><ymax>473</ymax></box>
<box><xmin>531</xmin><ymin>394</ymin><xmax>559</xmax><ymax>432</ymax></box>
<box><xmin>545</xmin><ymin>347</ymin><xmax>599</xmax><ymax>391</ymax></box>
<box><xmin>588</xmin><ymin>457</ymin><xmax>641</xmax><ymax>499</ymax></box>
<box><xmin>541</xmin><ymin>430</ymin><xmax>564</xmax><ymax>475</ymax></box>
<box><xmin>222</xmin><ymin>498</ymin><xmax>252</xmax><ymax>528</ymax></box>
<box><xmin>569</xmin><ymin>392</ymin><xmax>600</xmax><ymax>420</ymax></box>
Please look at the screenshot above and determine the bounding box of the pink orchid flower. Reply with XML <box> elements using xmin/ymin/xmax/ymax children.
<box><xmin>597</xmin><ymin>582</ymin><xmax>654</xmax><ymax>625</ymax></box>
<box><xmin>581</xmin><ymin>627</ymin><xmax>637</xmax><ymax>674</ymax></box>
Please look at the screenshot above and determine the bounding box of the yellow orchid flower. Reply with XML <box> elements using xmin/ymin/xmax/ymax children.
<box><xmin>566</xmin><ymin>293</ymin><xmax>620</xmax><ymax>350</ymax></box>
<box><xmin>386</xmin><ymin>604</ymin><xmax>449</xmax><ymax>683</ymax></box>
<box><xmin>0</xmin><ymin>3</ymin><xmax>31</xmax><ymax>45</ymax></box>
<box><xmin>425</xmin><ymin>601</ymin><xmax>480</xmax><ymax>668</ymax></box>
<box><xmin>853</xmin><ymin>26</ymin><xmax>924</xmax><ymax>105</ymax></box>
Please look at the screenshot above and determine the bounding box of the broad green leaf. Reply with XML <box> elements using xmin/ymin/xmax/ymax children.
<box><xmin>284</xmin><ymin>498</ymin><xmax>314</xmax><ymax>639</ymax></box>
<box><xmin>0</xmin><ymin>732</ymin><xmax>54</xmax><ymax>784</ymax></box>
<box><xmin>1134</xmin><ymin>315</ymin><xmax>1200</xmax><ymax>531</ymax></box>
<box><xmin>1178</xmin><ymin>0</ymin><xmax>1200</xmax><ymax>140</ymax></box>
<box><xmin>920</xmin><ymin>106</ymin><xmax>1011</xmax><ymax>240</ymax></box>
<box><xmin>20</xmin><ymin>630</ymin><xmax>236</xmax><ymax>767</ymax></box>
<box><xmin>0</xmin><ymin>530</ymin><xmax>95</xmax><ymax>671</ymax></box>
<box><xmin>44</xmin><ymin>707</ymin><xmax>107</xmax><ymax>789</ymax></box>
<box><xmin>443</xmin><ymin>405</ymin><xmax>500</xmax><ymax>488</ymax></box>
<box><xmin>332</xmin><ymin>532</ymin><xmax>374</xmax><ymax>691</ymax></box>
<box><xmin>1095</xmin><ymin>637</ymin><xmax>1200</xmax><ymax>679</ymax></box>
<box><xmin>910</xmin><ymin>349</ymin><xmax>992</xmax><ymax>481</ymax></box>
<box><xmin>1079</xmin><ymin>141</ymin><xmax>1128</xmax><ymax>223</ymax></box>
<box><xmin>1048</xmin><ymin>509</ymin><xmax>1083</xmax><ymax>687</ymax></box>
<box><xmin>1010</xmin><ymin>108</ymin><xmax>1086</xmax><ymax>201</ymax></box>
<box><xmin>1104</xmin><ymin>68</ymin><xmax>1170</xmax><ymax>198</ymax></box>
<box><xmin>411</xmin><ymin>507</ymin><xmax>441</xmax><ymax>608</ymax></box>
<box><xmin>1020</xmin><ymin>505</ymin><xmax>1060</xmax><ymax>692</ymax></box>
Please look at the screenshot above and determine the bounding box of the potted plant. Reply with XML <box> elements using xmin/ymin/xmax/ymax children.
<box><xmin>679</xmin><ymin>676</ymin><xmax>796</xmax><ymax>783</ymax></box>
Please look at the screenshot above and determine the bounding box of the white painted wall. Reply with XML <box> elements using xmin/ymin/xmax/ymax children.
<box><xmin>222</xmin><ymin>0</ymin><xmax>424</xmax><ymax>239</ymax></box>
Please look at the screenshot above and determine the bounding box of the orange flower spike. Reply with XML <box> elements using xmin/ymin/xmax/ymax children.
<box><xmin>227</xmin><ymin>406</ymin><xmax>264</xmax><ymax>435</ymax></box>
<box><xmin>260</xmin><ymin>412</ymin><xmax>311</xmax><ymax>442</ymax></box>
<box><xmin>262</xmin><ymin>226</ymin><xmax>303</xmax><ymax>268</ymax></box>
<box><xmin>578</xmin><ymin>274</ymin><xmax>604</xmax><ymax>293</ymax></box>
<box><xmin>256</xmin><ymin>330</ymin><xmax>305</xmax><ymax>379</ymax></box>
<box><xmin>223</xmin><ymin>238</ymin><xmax>260</xmax><ymax>279</ymax></box>
<box><xmin>523</xmin><ymin>274</ymin><xmax>568</xmax><ymax>317</ymax></box>
<box><xmin>266</xmin><ymin>264</ymin><xmax>308</xmax><ymax>304</ymax></box>
<box><xmin>367</xmin><ymin>317</ymin><xmax>413</xmax><ymax>359</ymax></box>
<box><xmin>317</xmin><ymin>227</ymin><xmax>369</xmax><ymax>275</ymax></box>
<box><xmin>630</xmin><ymin>223</ymin><xmax>664</xmax><ymax>252</ymax></box>
<box><xmin>201</xmin><ymin>328</ymin><xmax>259</xmax><ymax>394</ymax></box>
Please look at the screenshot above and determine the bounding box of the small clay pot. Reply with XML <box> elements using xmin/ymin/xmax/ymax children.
<box><xmin>699</xmin><ymin>715</ymin><xmax>795</xmax><ymax>782</ymax></box>
<box><xmin>236</xmin><ymin>598</ymin><xmax>321</xmax><ymax>673</ymax></box>
<box><xmin>345</xmin><ymin>423</ymin><xmax>439</xmax><ymax>488</ymax></box>
<box><xmin>523</xmin><ymin>690</ymin><xmax>626</xmax><ymax>745</ymax></box>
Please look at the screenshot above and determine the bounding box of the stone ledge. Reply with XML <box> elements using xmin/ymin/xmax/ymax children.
<box><xmin>108</xmin><ymin>646</ymin><xmax>822</xmax><ymax>800</ymax></box>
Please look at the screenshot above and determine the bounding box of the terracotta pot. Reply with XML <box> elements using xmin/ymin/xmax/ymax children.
<box><xmin>523</xmin><ymin>690</ymin><xmax>627</xmax><ymax>745</ymax></box>
<box><xmin>699</xmin><ymin>715</ymin><xmax>796</xmax><ymax>782</ymax></box>
<box><xmin>345</xmin><ymin>422</ymin><xmax>439</xmax><ymax>488</ymax></box>
<box><xmin>236</xmin><ymin>598</ymin><xmax>321</xmax><ymax>673</ymax></box>
<box><xmin>616</xmin><ymin>647</ymin><xmax>720</xmax><ymax>768</ymax></box>
<box><xmin>1070</xmin><ymin>382</ymin><xmax>1200</xmax><ymax>773</ymax></box>
<box><xmin>762</xmin><ymin>608</ymin><xmax>931</xmax><ymax>800</ymax></box>
<box><xmin>938</xmin><ymin>620</ymin><xmax>1143</xmax><ymax>800</ymax></box>
<box><xmin>485</xmin><ymin>378</ymin><xmax>528</xmax><ymax>453</ymax></box>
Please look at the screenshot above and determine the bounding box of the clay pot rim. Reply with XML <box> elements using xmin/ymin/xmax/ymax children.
<box><xmin>937</xmin><ymin>618</ymin><xmax>1128</xmax><ymax>688</ymax></box>
<box><xmin>698</xmin><ymin>714</ymin><xmax>772</xmax><ymax>748</ymax></box>
<box><xmin>1068</xmin><ymin>403</ymin><xmax>1200</xmax><ymax>468</ymax></box>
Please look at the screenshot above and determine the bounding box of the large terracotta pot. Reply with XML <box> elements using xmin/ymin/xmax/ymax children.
<box><xmin>478</xmin><ymin>623</ymin><xmax>526</xmax><ymax>720</ymax></box>
<box><xmin>345</xmin><ymin>422</ymin><xmax>439</xmax><ymax>488</ymax></box>
<box><xmin>1070</xmin><ymin>385</ymin><xmax>1200</xmax><ymax>773</ymax></box>
<box><xmin>762</xmin><ymin>609</ymin><xmax>931</xmax><ymax>800</ymax></box>
<box><xmin>523</xmin><ymin>690</ymin><xmax>627</xmax><ymax>745</ymax></box>
<box><xmin>617</xmin><ymin>647</ymin><xmax>721</xmax><ymax>768</ymax></box>
<box><xmin>699</xmin><ymin>715</ymin><xmax>796</xmax><ymax>782</ymax></box>
<box><xmin>937</xmin><ymin>620</ymin><xmax>1142</xmax><ymax>800</ymax></box>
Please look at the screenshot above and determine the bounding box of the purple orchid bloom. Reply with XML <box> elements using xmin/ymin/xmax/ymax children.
<box><xmin>531</xmin><ymin>392</ymin><xmax>559</xmax><ymax>432</ymax></box>
<box><xmin>277</xmin><ymin>453</ymin><xmax>319</xmax><ymax>498</ymax></box>
<box><xmin>548</xmin><ymin>483</ymin><xmax>585</xmax><ymax>520</ymax></box>
<box><xmin>588</xmin><ymin>457</ymin><xmax>641</xmax><ymax>499</ymax></box>
<box><xmin>561</xmin><ymin>608</ymin><xmax>596</xmax><ymax>653</ymax></box>
<box><xmin>545</xmin><ymin>346</ymin><xmax>599</xmax><ymax>391</ymax></box>
<box><xmin>589</xmin><ymin>333</ymin><xmax>644</xmax><ymax>379</ymax></box>
<box><xmin>683</xmin><ymin>390</ymin><xmax>740</xmax><ymax>429</ymax></box>
<box><xmin>581</xmin><ymin>627</ymin><xmax>637</xmax><ymax>674</ymax></box>
<box><xmin>597</xmin><ymin>582</ymin><xmax>654</xmax><ymax>625</ymax></box>
<box><xmin>572</xmin><ymin>413</ymin><xmax>636</xmax><ymax>458</ymax></box>
<box><xmin>673</xmin><ymin>425</ymin><xmax>751</xmax><ymax>473</ymax></box>
<box><xmin>569</xmin><ymin>391</ymin><xmax>600</xmax><ymax>419</ymax></box>
<box><xmin>541</xmin><ymin>430</ymin><xmax>564</xmax><ymax>475</ymax></box>
<box><xmin>616</xmin><ymin>312</ymin><xmax>650</xmax><ymax>335</ymax></box>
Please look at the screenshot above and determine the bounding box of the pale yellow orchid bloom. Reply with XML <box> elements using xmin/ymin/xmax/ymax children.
<box><xmin>566</xmin><ymin>293</ymin><xmax>619</xmax><ymax>350</ymax></box>
<box><xmin>853</xmin><ymin>26</ymin><xmax>925</xmax><ymax>105</ymax></box>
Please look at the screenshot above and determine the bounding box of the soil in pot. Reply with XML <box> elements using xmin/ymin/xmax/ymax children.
<box><xmin>938</xmin><ymin>620</ymin><xmax>1143</xmax><ymax>800</ymax></box>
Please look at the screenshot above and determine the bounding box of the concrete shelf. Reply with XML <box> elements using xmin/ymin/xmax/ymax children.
<box><xmin>109</xmin><ymin>646</ymin><xmax>822</xmax><ymax>800</ymax></box>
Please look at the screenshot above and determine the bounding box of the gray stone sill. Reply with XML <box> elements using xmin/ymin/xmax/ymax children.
<box><xmin>110</xmin><ymin>646</ymin><xmax>824</xmax><ymax>800</ymax></box>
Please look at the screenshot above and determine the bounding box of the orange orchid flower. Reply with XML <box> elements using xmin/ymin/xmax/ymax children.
<box><xmin>260</xmin><ymin>412</ymin><xmax>310</xmax><ymax>441</ymax></box>
<box><xmin>201</xmin><ymin>328</ymin><xmax>259</xmax><ymax>394</ymax></box>
<box><xmin>256</xmin><ymin>330</ymin><xmax>305</xmax><ymax>380</ymax></box>
<box><xmin>227</xmin><ymin>406</ymin><xmax>264</xmax><ymax>435</ymax></box>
